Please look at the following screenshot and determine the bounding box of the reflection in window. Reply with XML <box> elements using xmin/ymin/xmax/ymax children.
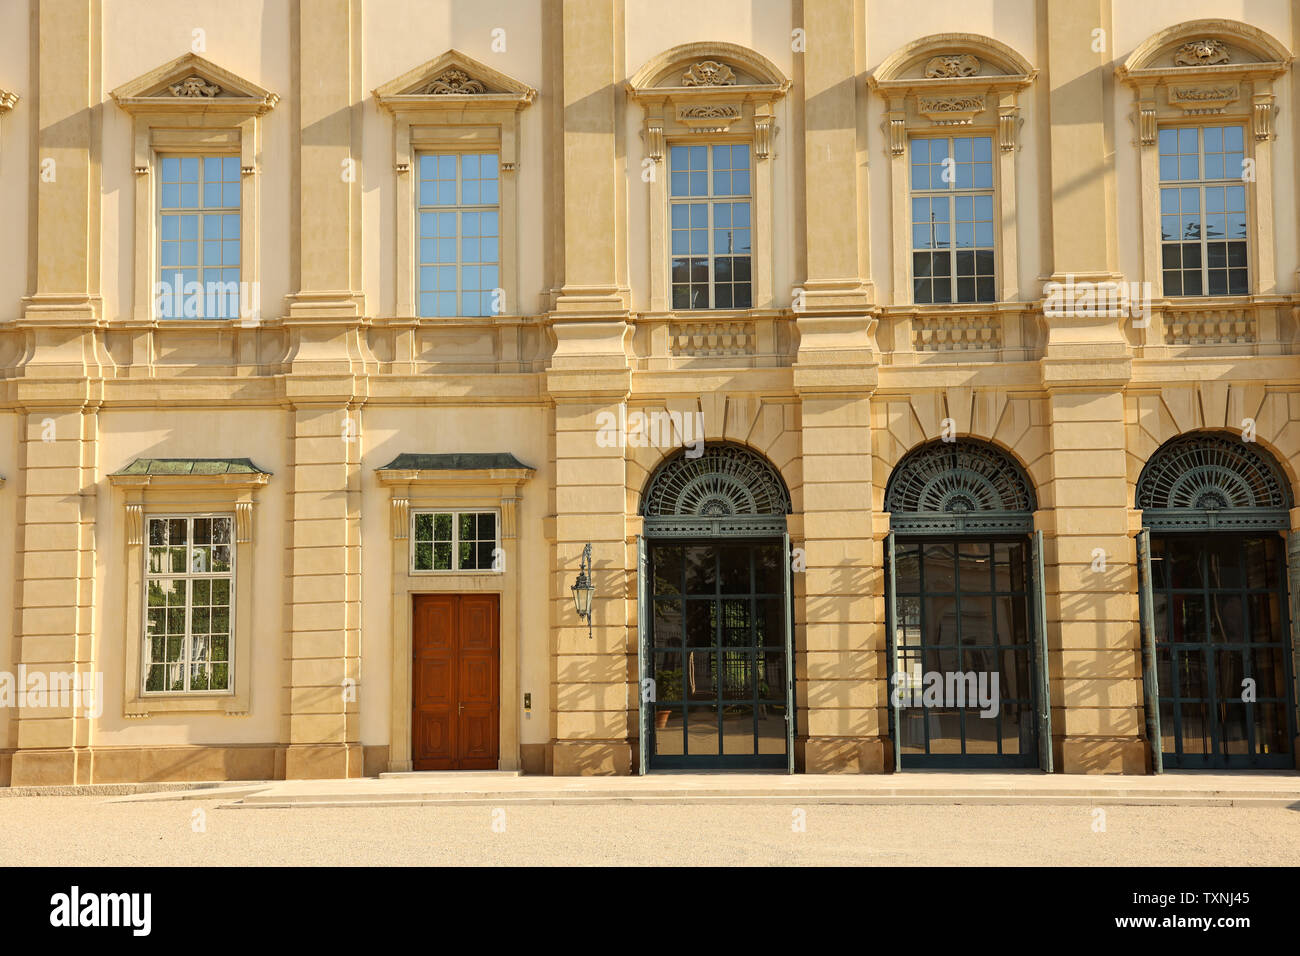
<box><xmin>670</xmin><ymin>144</ymin><xmax>752</xmax><ymax>310</ymax></box>
<box><xmin>144</xmin><ymin>515</ymin><xmax>233</xmax><ymax>693</ymax></box>
<box><xmin>910</xmin><ymin>136</ymin><xmax>995</xmax><ymax>304</ymax></box>
<box><xmin>1158</xmin><ymin>126</ymin><xmax>1248</xmax><ymax>296</ymax></box>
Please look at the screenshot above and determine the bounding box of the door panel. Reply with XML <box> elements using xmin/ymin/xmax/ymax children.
<box><xmin>413</xmin><ymin>594</ymin><xmax>499</xmax><ymax>770</ymax></box>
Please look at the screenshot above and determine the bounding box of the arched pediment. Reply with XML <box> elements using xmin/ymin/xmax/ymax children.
<box><xmin>628</xmin><ymin>41</ymin><xmax>790</xmax><ymax>94</ymax></box>
<box><xmin>1120</xmin><ymin>19</ymin><xmax>1292</xmax><ymax>76</ymax></box>
<box><xmin>871</xmin><ymin>33</ymin><xmax>1035</xmax><ymax>90</ymax></box>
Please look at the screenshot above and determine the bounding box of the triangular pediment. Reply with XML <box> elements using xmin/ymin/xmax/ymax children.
<box><xmin>111</xmin><ymin>53</ymin><xmax>278</xmax><ymax>113</ymax></box>
<box><xmin>374</xmin><ymin>49</ymin><xmax>536</xmax><ymax>107</ymax></box>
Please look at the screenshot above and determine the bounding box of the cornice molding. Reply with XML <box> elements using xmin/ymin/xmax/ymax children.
<box><xmin>110</xmin><ymin>52</ymin><xmax>279</xmax><ymax>116</ymax></box>
<box><xmin>373</xmin><ymin>48</ymin><xmax>536</xmax><ymax>113</ymax></box>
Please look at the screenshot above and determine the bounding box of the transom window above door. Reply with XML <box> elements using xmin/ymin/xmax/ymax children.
<box><xmin>909</xmin><ymin>136</ymin><xmax>996</xmax><ymax>304</ymax></box>
<box><xmin>670</xmin><ymin>143</ymin><xmax>752</xmax><ymax>310</ymax></box>
<box><xmin>417</xmin><ymin>152</ymin><xmax>501</xmax><ymax>318</ymax></box>
<box><xmin>411</xmin><ymin>509</ymin><xmax>500</xmax><ymax>572</ymax></box>
<box><xmin>1158</xmin><ymin>126</ymin><xmax>1248</xmax><ymax>296</ymax></box>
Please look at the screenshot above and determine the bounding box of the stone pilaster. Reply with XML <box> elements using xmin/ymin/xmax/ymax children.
<box><xmin>798</xmin><ymin>0</ymin><xmax>873</xmax><ymax>310</ymax></box>
<box><xmin>1041</xmin><ymin>390</ymin><xmax>1145</xmax><ymax>773</ymax></box>
<box><xmin>10</xmin><ymin>408</ymin><xmax>99</xmax><ymax>785</ymax></box>
<box><xmin>282</xmin><ymin>399</ymin><xmax>363</xmax><ymax>779</ymax></box>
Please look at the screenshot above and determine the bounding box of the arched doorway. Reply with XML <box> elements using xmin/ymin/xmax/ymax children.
<box><xmin>637</xmin><ymin>443</ymin><xmax>794</xmax><ymax>772</ymax></box>
<box><xmin>884</xmin><ymin>439</ymin><xmax>1050</xmax><ymax>770</ymax></box>
<box><xmin>1136</xmin><ymin>433</ymin><xmax>1298</xmax><ymax>769</ymax></box>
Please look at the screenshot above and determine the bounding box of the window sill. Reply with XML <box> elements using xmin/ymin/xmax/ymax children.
<box><xmin>125</xmin><ymin>692</ymin><xmax>249</xmax><ymax>719</ymax></box>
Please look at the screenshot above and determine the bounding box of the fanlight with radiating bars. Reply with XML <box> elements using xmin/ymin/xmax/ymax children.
<box><xmin>642</xmin><ymin>444</ymin><xmax>791</xmax><ymax>517</ymax></box>
<box><xmin>885</xmin><ymin>439</ymin><xmax>1035</xmax><ymax>534</ymax></box>
<box><xmin>1137</xmin><ymin>433</ymin><xmax>1291</xmax><ymax>531</ymax></box>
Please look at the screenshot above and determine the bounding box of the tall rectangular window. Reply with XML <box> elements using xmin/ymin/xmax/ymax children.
<box><xmin>670</xmin><ymin>143</ymin><xmax>752</xmax><ymax>310</ymax></box>
<box><xmin>417</xmin><ymin>153</ymin><xmax>500</xmax><ymax>317</ymax></box>
<box><xmin>910</xmin><ymin>136</ymin><xmax>995</xmax><ymax>304</ymax></box>
<box><xmin>1158</xmin><ymin>126</ymin><xmax>1248</xmax><ymax>296</ymax></box>
<box><xmin>158</xmin><ymin>155</ymin><xmax>241</xmax><ymax>318</ymax></box>
<box><xmin>144</xmin><ymin>515</ymin><xmax>234</xmax><ymax>694</ymax></box>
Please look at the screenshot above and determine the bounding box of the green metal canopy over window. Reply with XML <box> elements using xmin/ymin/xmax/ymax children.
<box><xmin>376</xmin><ymin>452</ymin><xmax>533</xmax><ymax>472</ymax></box>
<box><xmin>885</xmin><ymin>439</ymin><xmax>1036</xmax><ymax>535</ymax></box>
<box><xmin>112</xmin><ymin>458</ymin><xmax>269</xmax><ymax>476</ymax></box>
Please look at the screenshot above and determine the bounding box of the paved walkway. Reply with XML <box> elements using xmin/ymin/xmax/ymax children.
<box><xmin>97</xmin><ymin>769</ymin><xmax>1300</xmax><ymax>809</ymax></box>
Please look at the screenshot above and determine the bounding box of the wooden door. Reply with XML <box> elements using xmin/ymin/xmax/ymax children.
<box><xmin>412</xmin><ymin>594</ymin><xmax>500</xmax><ymax>770</ymax></box>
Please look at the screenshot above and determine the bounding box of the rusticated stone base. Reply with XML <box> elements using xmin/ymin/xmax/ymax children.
<box><xmin>804</xmin><ymin>736</ymin><xmax>888</xmax><ymax>773</ymax></box>
<box><xmin>1060</xmin><ymin>736</ymin><xmax>1148</xmax><ymax>774</ymax></box>
<box><xmin>551</xmin><ymin>740</ymin><xmax>631</xmax><ymax>775</ymax></box>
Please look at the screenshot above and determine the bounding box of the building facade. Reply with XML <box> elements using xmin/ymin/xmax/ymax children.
<box><xmin>1</xmin><ymin>0</ymin><xmax>1298</xmax><ymax>784</ymax></box>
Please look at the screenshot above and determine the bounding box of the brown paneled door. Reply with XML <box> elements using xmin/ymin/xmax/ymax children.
<box><xmin>412</xmin><ymin>594</ymin><xmax>500</xmax><ymax>770</ymax></box>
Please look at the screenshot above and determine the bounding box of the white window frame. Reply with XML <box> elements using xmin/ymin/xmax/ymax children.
<box><xmin>155</xmin><ymin>154</ymin><xmax>243</xmax><ymax>319</ymax></box>
<box><xmin>141</xmin><ymin>512</ymin><xmax>237</xmax><ymax>697</ymax></box>
<box><xmin>907</xmin><ymin>133</ymin><xmax>998</xmax><ymax>305</ymax></box>
<box><xmin>415</xmin><ymin>150</ymin><xmax>502</xmax><ymax>318</ymax></box>
<box><xmin>1156</xmin><ymin>124</ymin><xmax>1251</xmax><ymax>298</ymax></box>
<box><xmin>409</xmin><ymin>508</ymin><xmax>503</xmax><ymax>574</ymax></box>
<box><xmin>668</xmin><ymin>141</ymin><xmax>754</xmax><ymax>311</ymax></box>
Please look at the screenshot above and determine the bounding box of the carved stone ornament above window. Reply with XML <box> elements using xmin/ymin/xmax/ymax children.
<box><xmin>110</xmin><ymin>52</ymin><xmax>278</xmax><ymax>115</ymax></box>
<box><xmin>0</xmin><ymin>88</ymin><xmax>16</xmax><ymax>112</ymax></box>
<box><xmin>627</xmin><ymin>41</ymin><xmax>791</xmax><ymax>150</ymax></box>
<box><xmin>869</xmin><ymin>33</ymin><xmax>1036</xmax><ymax>150</ymax></box>
<box><xmin>916</xmin><ymin>94</ymin><xmax>986</xmax><ymax>126</ymax></box>
<box><xmin>682</xmin><ymin>60</ymin><xmax>737</xmax><ymax>87</ymax></box>
<box><xmin>924</xmin><ymin>54</ymin><xmax>981</xmax><ymax>78</ymax></box>
<box><xmin>373</xmin><ymin>49</ymin><xmax>536</xmax><ymax>109</ymax></box>
<box><xmin>1173</xmin><ymin>39</ymin><xmax>1231</xmax><ymax>67</ymax></box>
<box><xmin>420</xmin><ymin>69</ymin><xmax>487</xmax><ymax>95</ymax></box>
<box><xmin>168</xmin><ymin>75</ymin><xmax>222</xmax><ymax>97</ymax></box>
<box><xmin>1116</xmin><ymin>19</ymin><xmax>1293</xmax><ymax>144</ymax></box>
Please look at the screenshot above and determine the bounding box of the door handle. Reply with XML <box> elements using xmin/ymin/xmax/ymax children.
<box><xmin>459</xmin><ymin>703</ymin><xmax>465</xmax><ymax>714</ymax></box>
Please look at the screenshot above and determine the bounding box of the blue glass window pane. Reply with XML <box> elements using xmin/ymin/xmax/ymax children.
<box><xmin>954</xmin><ymin>138</ymin><xmax>972</xmax><ymax>162</ymax></box>
<box><xmin>180</xmin><ymin>216</ymin><xmax>198</xmax><ymax>239</ymax></box>
<box><xmin>180</xmin><ymin>184</ymin><xmax>199</xmax><ymax>207</ymax></box>
<box><xmin>181</xmin><ymin>157</ymin><xmax>199</xmax><ymax>180</ymax></box>
<box><xmin>463</xmin><ymin>180</ymin><xmax>479</xmax><ymax>204</ymax></box>
<box><xmin>161</xmin><ymin>157</ymin><xmax>180</xmax><ymax>182</ymax></box>
<box><xmin>438</xmin><ymin>155</ymin><xmax>457</xmax><ymax>178</ymax></box>
<box><xmin>437</xmin><ymin>237</ymin><xmax>456</xmax><ymax>262</ymax></box>
<box><xmin>974</xmin><ymin>137</ymin><xmax>992</xmax><ymax>161</ymax></box>
<box><xmin>1179</xmin><ymin>155</ymin><xmax>1198</xmax><ymax>180</ymax></box>
<box><xmin>223</xmin><ymin>214</ymin><xmax>239</xmax><ymax>239</ymax></box>
<box><xmin>974</xmin><ymin>222</ymin><xmax>994</xmax><ymax>247</ymax></box>
<box><xmin>162</xmin><ymin>184</ymin><xmax>180</xmax><ymax>207</ymax></box>
<box><xmin>204</xmin><ymin>240</ymin><xmax>220</xmax><ymax>264</ymax></box>
<box><xmin>437</xmin><ymin>292</ymin><xmax>456</xmax><ymax>315</ymax></box>
<box><xmin>480</xmin><ymin>179</ymin><xmax>499</xmax><ymax>204</ymax></box>
<box><xmin>222</xmin><ymin>183</ymin><xmax>240</xmax><ymax>207</ymax></box>
<box><xmin>1224</xmin><ymin>126</ymin><xmax>1243</xmax><ymax>150</ymax></box>
<box><xmin>223</xmin><ymin>240</ymin><xmax>239</xmax><ymax>263</ymax></box>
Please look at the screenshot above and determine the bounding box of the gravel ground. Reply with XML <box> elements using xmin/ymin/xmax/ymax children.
<box><xmin>1</xmin><ymin>797</ymin><xmax>1298</xmax><ymax>865</ymax></box>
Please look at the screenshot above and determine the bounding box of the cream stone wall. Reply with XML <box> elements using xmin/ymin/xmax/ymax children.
<box><xmin>0</xmin><ymin>0</ymin><xmax>1297</xmax><ymax>783</ymax></box>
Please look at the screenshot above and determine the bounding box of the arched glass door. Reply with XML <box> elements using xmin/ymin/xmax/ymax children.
<box><xmin>637</xmin><ymin>444</ymin><xmax>794</xmax><ymax>772</ymax></box>
<box><xmin>884</xmin><ymin>439</ymin><xmax>1049</xmax><ymax>769</ymax></box>
<box><xmin>1136</xmin><ymin>433</ymin><xmax>1298</xmax><ymax>769</ymax></box>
